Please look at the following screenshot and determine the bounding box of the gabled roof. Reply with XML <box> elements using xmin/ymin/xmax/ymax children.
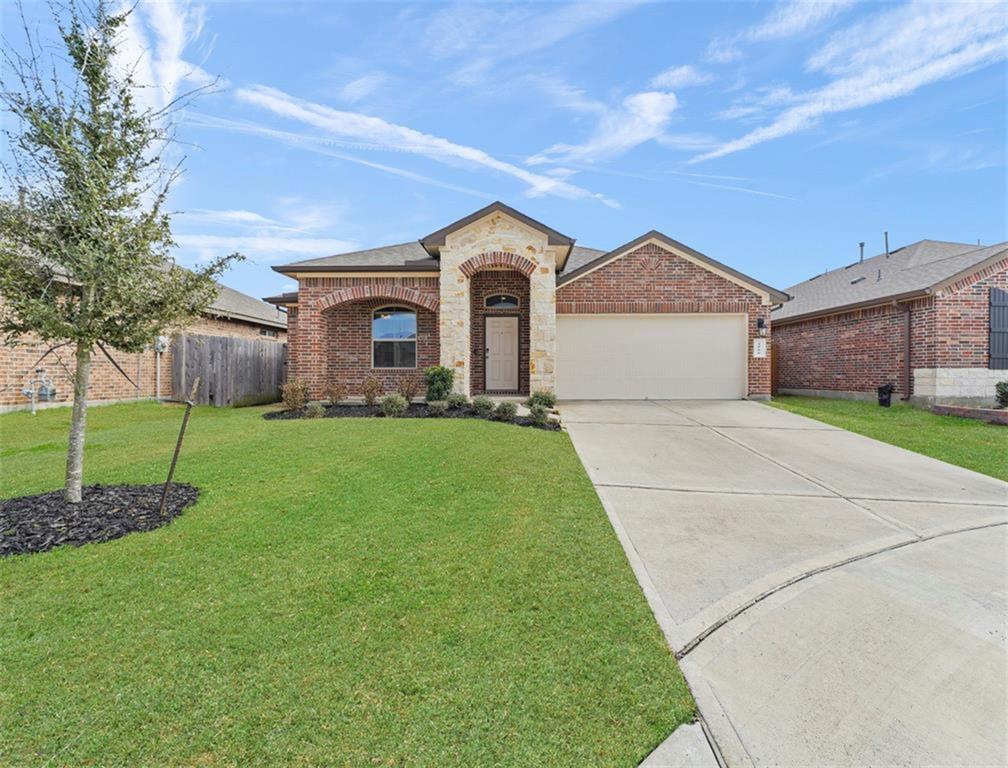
<box><xmin>419</xmin><ymin>201</ymin><xmax>575</xmax><ymax>257</ymax></box>
<box><xmin>272</xmin><ymin>241</ymin><xmax>439</xmax><ymax>275</ymax></box>
<box><xmin>773</xmin><ymin>239</ymin><xmax>1008</xmax><ymax>324</ymax></box>
<box><xmin>557</xmin><ymin>230</ymin><xmax>791</xmax><ymax>303</ymax></box>
<box><xmin>207</xmin><ymin>283</ymin><xmax>287</xmax><ymax>329</ymax></box>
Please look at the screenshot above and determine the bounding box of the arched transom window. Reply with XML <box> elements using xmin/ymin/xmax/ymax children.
<box><xmin>484</xmin><ymin>294</ymin><xmax>519</xmax><ymax>309</ymax></box>
<box><xmin>372</xmin><ymin>306</ymin><xmax>416</xmax><ymax>368</ymax></box>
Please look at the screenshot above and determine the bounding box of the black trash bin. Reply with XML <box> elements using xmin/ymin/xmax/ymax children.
<box><xmin>877</xmin><ymin>383</ymin><xmax>895</xmax><ymax>407</ymax></box>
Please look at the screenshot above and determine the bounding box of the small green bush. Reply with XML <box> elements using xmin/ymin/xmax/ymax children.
<box><xmin>527</xmin><ymin>390</ymin><xmax>556</xmax><ymax>409</ymax></box>
<box><xmin>380</xmin><ymin>393</ymin><xmax>408</xmax><ymax>417</ymax></box>
<box><xmin>305</xmin><ymin>401</ymin><xmax>325</xmax><ymax>419</ymax></box>
<box><xmin>361</xmin><ymin>376</ymin><xmax>382</xmax><ymax>407</ymax></box>
<box><xmin>427</xmin><ymin>400</ymin><xmax>448</xmax><ymax>417</ymax></box>
<box><xmin>529</xmin><ymin>403</ymin><xmax>549</xmax><ymax>426</ymax></box>
<box><xmin>494</xmin><ymin>401</ymin><xmax>517</xmax><ymax>422</ymax></box>
<box><xmin>281</xmin><ymin>379</ymin><xmax>310</xmax><ymax>411</ymax></box>
<box><xmin>996</xmin><ymin>380</ymin><xmax>1008</xmax><ymax>408</ymax></box>
<box><xmin>471</xmin><ymin>396</ymin><xmax>494</xmax><ymax>418</ymax></box>
<box><xmin>424</xmin><ymin>366</ymin><xmax>455</xmax><ymax>402</ymax></box>
<box><xmin>446</xmin><ymin>392</ymin><xmax>469</xmax><ymax>409</ymax></box>
<box><xmin>324</xmin><ymin>381</ymin><xmax>347</xmax><ymax>405</ymax></box>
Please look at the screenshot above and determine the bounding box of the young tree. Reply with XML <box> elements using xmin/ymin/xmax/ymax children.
<box><xmin>0</xmin><ymin>1</ymin><xmax>239</xmax><ymax>502</ymax></box>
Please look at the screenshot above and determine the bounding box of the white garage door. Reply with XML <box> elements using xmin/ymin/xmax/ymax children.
<box><xmin>556</xmin><ymin>314</ymin><xmax>747</xmax><ymax>399</ymax></box>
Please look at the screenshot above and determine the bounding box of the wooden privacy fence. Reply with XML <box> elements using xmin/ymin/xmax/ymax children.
<box><xmin>171</xmin><ymin>333</ymin><xmax>287</xmax><ymax>407</ymax></box>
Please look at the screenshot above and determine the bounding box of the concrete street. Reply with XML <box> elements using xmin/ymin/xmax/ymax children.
<box><xmin>562</xmin><ymin>400</ymin><xmax>1008</xmax><ymax>767</ymax></box>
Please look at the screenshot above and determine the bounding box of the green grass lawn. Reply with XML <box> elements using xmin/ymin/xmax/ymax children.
<box><xmin>0</xmin><ymin>403</ymin><xmax>692</xmax><ymax>767</ymax></box>
<box><xmin>768</xmin><ymin>396</ymin><xmax>1008</xmax><ymax>481</ymax></box>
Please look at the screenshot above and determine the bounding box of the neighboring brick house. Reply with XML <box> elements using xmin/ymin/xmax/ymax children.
<box><xmin>266</xmin><ymin>202</ymin><xmax>787</xmax><ymax>400</ymax></box>
<box><xmin>773</xmin><ymin>240</ymin><xmax>1008</xmax><ymax>405</ymax></box>
<box><xmin>1</xmin><ymin>282</ymin><xmax>287</xmax><ymax>411</ymax></box>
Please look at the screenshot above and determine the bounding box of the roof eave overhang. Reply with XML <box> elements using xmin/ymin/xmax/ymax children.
<box><xmin>205</xmin><ymin>308</ymin><xmax>288</xmax><ymax>329</ymax></box>
<box><xmin>272</xmin><ymin>264</ymin><xmax>440</xmax><ymax>276</ymax></box>
<box><xmin>772</xmin><ymin>288</ymin><xmax>933</xmax><ymax>326</ymax></box>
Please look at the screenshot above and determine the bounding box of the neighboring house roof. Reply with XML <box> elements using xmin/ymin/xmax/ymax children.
<box><xmin>773</xmin><ymin>239</ymin><xmax>1008</xmax><ymax>324</ymax></box>
<box><xmin>207</xmin><ymin>283</ymin><xmax>288</xmax><ymax>329</ymax></box>
<box><xmin>557</xmin><ymin>230</ymin><xmax>792</xmax><ymax>304</ymax></box>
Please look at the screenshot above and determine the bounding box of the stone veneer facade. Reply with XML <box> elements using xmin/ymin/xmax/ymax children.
<box><xmin>436</xmin><ymin>212</ymin><xmax>563</xmax><ymax>396</ymax></box>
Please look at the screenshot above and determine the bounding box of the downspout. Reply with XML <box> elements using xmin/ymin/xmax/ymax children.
<box><xmin>901</xmin><ymin>303</ymin><xmax>911</xmax><ymax>401</ymax></box>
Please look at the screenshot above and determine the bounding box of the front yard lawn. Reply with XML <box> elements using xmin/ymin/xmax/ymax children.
<box><xmin>0</xmin><ymin>402</ymin><xmax>692</xmax><ymax>766</ymax></box>
<box><xmin>768</xmin><ymin>396</ymin><xmax>1008</xmax><ymax>481</ymax></box>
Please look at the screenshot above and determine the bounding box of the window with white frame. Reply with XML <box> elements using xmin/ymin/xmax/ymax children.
<box><xmin>372</xmin><ymin>306</ymin><xmax>417</xmax><ymax>368</ymax></box>
<box><xmin>485</xmin><ymin>294</ymin><xmax>519</xmax><ymax>309</ymax></box>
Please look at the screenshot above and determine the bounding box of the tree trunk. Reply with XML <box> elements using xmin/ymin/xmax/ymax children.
<box><xmin>64</xmin><ymin>341</ymin><xmax>92</xmax><ymax>503</ymax></box>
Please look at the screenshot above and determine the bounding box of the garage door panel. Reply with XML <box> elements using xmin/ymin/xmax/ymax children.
<box><xmin>557</xmin><ymin>314</ymin><xmax>746</xmax><ymax>400</ymax></box>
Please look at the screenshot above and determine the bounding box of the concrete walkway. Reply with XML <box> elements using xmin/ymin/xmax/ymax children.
<box><xmin>561</xmin><ymin>400</ymin><xmax>1008</xmax><ymax>767</ymax></box>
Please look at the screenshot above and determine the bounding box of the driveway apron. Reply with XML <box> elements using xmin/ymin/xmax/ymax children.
<box><xmin>561</xmin><ymin>400</ymin><xmax>1008</xmax><ymax>767</ymax></box>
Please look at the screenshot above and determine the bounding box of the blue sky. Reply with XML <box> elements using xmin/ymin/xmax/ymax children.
<box><xmin>6</xmin><ymin>1</ymin><xmax>1007</xmax><ymax>299</ymax></box>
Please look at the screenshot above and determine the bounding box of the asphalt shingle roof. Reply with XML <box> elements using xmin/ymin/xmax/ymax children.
<box><xmin>773</xmin><ymin>239</ymin><xmax>1008</xmax><ymax>322</ymax></box>
<box><xmin>207</xmin><ymin>283</ymin><xmax>287</xmax><ymax>329</ymax></box>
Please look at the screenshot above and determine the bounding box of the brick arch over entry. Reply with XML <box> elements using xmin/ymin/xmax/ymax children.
<box><xmin>315</xmin><ymin>285</ymin><xmax>439</xmax><ymax>313</ymax></box>
<box><xmin>458</xmin><ymin>251</ymin><xmax>536</xmax><ymax>278</ymax></box>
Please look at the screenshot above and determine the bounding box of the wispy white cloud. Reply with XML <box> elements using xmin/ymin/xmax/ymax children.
<box><xmin>527</xmin><ymin>91</ymin><xmax>679</xmax><ymax>165</ymax></box>
<box><xmin>523</xmin><ymin>75</ymin><xmax>607</xmax><ymax>114</ymax></box>
<box><xmin>707</xmin><ymin>0</ymin><xmax>854</xmax><ymax>62</ymax></box>
<box><xmin>649</xmin><ymin>65</ymin><xmax>714</xmax><ymax>90</ymax></box>
<box><xmin>231</xmin><ymin>84</ymin><xmax>618</xmax><ymax>205</ymax></box>
<box><xmin>695</xmin><ymin>2</ymin><xmax>1008</xmax><ymax>162</ymax></box>
<box><xmin>424</xmin><ymin>2</ymin><xmax>640</xmax><ymax>83</ymax></box>
<box><xmin>115</xmin><ymin>0</ymin><xmax>220</xmax><ymax>113</ymax></box>
<box><xmin>177</xmin><ymin>233</ymin><xmax>357</xmax><ymax>263</ymax></box>
<box><xmin>339</xmin><ymin>73</ymin><xmax>388</xmax><ymax>103</ymax></box>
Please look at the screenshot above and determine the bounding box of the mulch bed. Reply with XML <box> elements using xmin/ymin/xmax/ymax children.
<box><xmin>1</xmin><ymin>483</ymin><xmax>199</xmax><ymax>557</ymax></box>
<box><xmin>264</xmin><ymin>402</ymin><xmax>561</xmax><ymax>430</ymax></box>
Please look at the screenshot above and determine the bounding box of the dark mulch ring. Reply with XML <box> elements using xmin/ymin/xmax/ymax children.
<box><xmin>1</xmin><ymin>483</ymin><xmax>199</xmax><ymax>557</ymax></box>
<box><xmin>264</xmin><ymin>402</ymin><xmax>562</xmax><ymax>430</ymax></box>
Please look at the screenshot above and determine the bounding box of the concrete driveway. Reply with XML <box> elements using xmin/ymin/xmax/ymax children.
<box><xmin>561</xmin><ymin>400</ymin><xmax>1008</xmax><ymax>767</ymax></box>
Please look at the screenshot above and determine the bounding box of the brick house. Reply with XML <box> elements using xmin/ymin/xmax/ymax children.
<box><xmin>266</xmin><ymin>202</ymin><xmax>787</xmax><ymax>400</ymax></box>
<box><xmin>1</xmin><ymin>282</ymin><xmax>287</xmax><ymax>411</ymax></box>
<box><xmin>773</xmin><ymin>239</ymin><xmax>1008</xmax><ymax>405</ymax></box>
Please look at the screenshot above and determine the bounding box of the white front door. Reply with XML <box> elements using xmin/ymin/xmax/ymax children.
<box><xmin>486</xmin><ymin>316</ymin><xmax>519</xmax><ymax>391</ymax></box>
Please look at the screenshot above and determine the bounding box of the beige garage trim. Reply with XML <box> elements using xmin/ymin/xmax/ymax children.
<box><xmin>556</xmin><ymin>314</ymin><xmax>748</xmax><ymax>400</ymax></box>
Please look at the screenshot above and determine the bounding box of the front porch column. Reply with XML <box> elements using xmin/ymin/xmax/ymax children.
<box><xmin>438</xmin><ymin>249</ymin><xmax>471</xmax><ymax>396</ymax></box>
<box><xmin>528</xmin><ymin>254</ymin><xmax>556</xmax><ymax>394</ymax></box>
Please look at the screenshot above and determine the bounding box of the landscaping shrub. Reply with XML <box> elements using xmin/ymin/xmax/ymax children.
<box><xmin>398</xmin><ymin>375</ymin><xmax>422</xmax><ymax>402</ymax></box>
<box><xmin>324</xmin><ymin>381</ymin><xmax>347</xmax><ymax>405</ymax></box>
<box><xmin>446</xmin><ymin>393</ymin><xmax>469</xmax><ymax>409</ymax></box>
<box><xmin>361</xmin><ymin>376</ymin><xmax>382</xmax><ymax>407</ymax></box>
<box><xmin>424</xmin><ymin>365</ymin><xmax>455</xmax><ymax>401</ymax></box>
<box><xmin>472</xmin><ymin>396</ymin><xmax>494</xmax><ymax>418</ymax></box>
<box><xmin>305</xmin><ymin>401</ymin><xmax>325</xmax><ymax>419</ymax></box>
<box><xmin>527</xmin><ymin>390</ymin><xmax>556</xmax><ymax>409</ymax></box>
<box><xmin>380</xmin><ymin>394</ymin><xmax>408</xmax><ymax>417</ymax></box>
<box><xmin>281</xmin><ymin>379</ymin><xmax>310</xmax><ymax>411</ymax></box>
<box><xmin>427</xmin><ymin>400</ymin><xmax>448</xmax><ymax>417</ymax></box>
<box><xmin>494</xmin><ymin>401</ymin><xmax>517</xmax><ymax>422</ymax></box>
<box><xmin>996</xmin><ymin>381</ymin><xmax>1008</xmax><ymax>408</ymax></box>
<box><xmin>529</xmin><ymin>403</ymin><xmax>549</xmax><ymax>426</ymax></box>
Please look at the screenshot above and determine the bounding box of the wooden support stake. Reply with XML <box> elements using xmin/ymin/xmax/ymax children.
<box><xmin>159</xmin><ymin>377</ymin><xmax>199</xmax><ymax>516</ymax></box>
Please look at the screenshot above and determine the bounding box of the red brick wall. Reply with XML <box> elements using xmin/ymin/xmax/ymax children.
<box><xmin>556</xmin><ymin>242</ymin><xmax>772</xmax><ymax>397</ymax></box>
<box><xmin>287</xmin><ymin>275</ymin><xmax>440</xmax><ymax>397</ymax></box>
<box><xmin>0</xmin><ymin>315</ymin><xmax>285</xmax><ymax>408</ymax></box>
<box><xmin>934</xmin><ymin>258</ymin><xmax>1008</xmax><ymax>367</ymax></box>
<box><xmin>469</xmin><ymin>270</ymin><xmax>530</xmax><ymax>395</ymax></box>
<box><xmin>774</xmin><ymin>259</ymin><xmax>1008</xmax><ymax>395</ymax></box>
